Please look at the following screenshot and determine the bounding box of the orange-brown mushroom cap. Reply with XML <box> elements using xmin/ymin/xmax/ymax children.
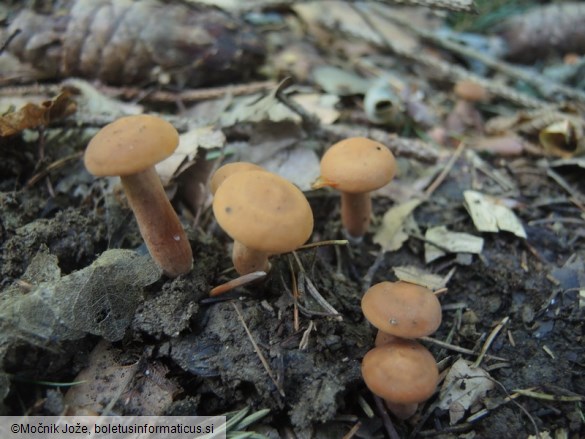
<box><xmin>317</xmin><ymin>137</ymin><xmax>396</xmax><ymax>193</ymax></box>
<box><xmin>213</xmin><ymin>170</ymin><xmax>313</xmax><ymax>254</ymax></box>
<box><xmin>361</xmin><ymin>339</ymin><xmax>439</xmax><ymax>403</ymax></box>
<box><xmin>361</xmin><ymin>281</ymin><xmax>442</xmax><ymax>338</ymax></box>
<box><xmin>84</xmin><ymin>114</ymin><xmax>179</xmax><ymax>176</ymax></box>
<box><xmin>210</xmin><ymin>162</ymin><xmax>265</xmax><ymax>195</ymax></box>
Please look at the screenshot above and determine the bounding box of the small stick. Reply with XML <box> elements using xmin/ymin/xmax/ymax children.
<box><xmin>341</xmin><ymin>421</ymin><xmax>362</xmax><ymax>439</ymax></box>
<box><xmin>232</xmin><ymin>302</ymin><xmax>285</xmax><ymax>397</ymax></box>
<box><xmin>209</xmin><ymin>271</ymin><xmax>267</xmax><ymax>297</ymax></box>
<box><xmin>424</xmin><ymin>141</ymin><xmax>466</xmax><ymax>198</ymax></box>
<box><xmin>296</xmin><ymin>240</ymin><xmax>349</xmax><ymax>251</ymax></box>
<box><xmin>420</xmin><ymin>336</ymin><xmax>509</xmax><ymax>362</ymax></box>
<box><xmin>472</xmin><ymin>316</ymin><xmax>510</xmax><ymax>368</ymax></box>
<box><xmin>373</xmin><ymin>395</ymin><xmax>401</xmax><ymax>439</ymax></box>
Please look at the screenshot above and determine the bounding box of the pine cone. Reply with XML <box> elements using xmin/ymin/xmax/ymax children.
<box><xmin>4</xmin><ymin>0</ymin><xmax>265</xmax><ymax>86</ymax></box>
<box><xmin>499</xmin><ymin>2</ymin><xmax>585</xmax><ymax>63</ymax></box>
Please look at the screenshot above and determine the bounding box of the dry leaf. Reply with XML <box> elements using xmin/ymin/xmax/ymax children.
<box><xmin>0</xmin><ymin>91</ymin><xmax>76</xmax><ymax>137</ymax></box>
<box><xmin>261</xmin><ymin>147</ymin><xmax>321</xmax><ymax>191</ymax></box>
<box><xmin>373</xmin><ymin>199</ymin><xmax>423</xmax><ymax>252</ymax></box>
<box><xmin>64</xmin><ymin>340</ymin><xmax>178</xmax><ymax>415</ymax></box>
<box><xmin>220</xmin><ymin>81</ymin><xmax>299</xmax><ymax>127</ymax></box>
<box><xmin>392</xmin><ymin>266</ymin><xmax>446</xmax><ymax>290</ymax></box>
<box><xmin>424</xmin><ymin>226</ymin><xmax>484</xmax><ymax>263</ymax></box>
<box><xmin>311</xmin><ymin>65</ymin><xmax>370</xmax><ymax>96</ymax></box>
<box><xmin>463</xmin><ymin>190</ymin><xmax>527</xmax><ymax>239</ymax></box>
<box><xmin>292</xmin><ymin>93</ymin><xmax>340</xmax><ymax>125</ymax></box>
<box><xmin>156</xmin><ymin>126</ymin><xmax>226</xmax><ymax>186</ymax></box>
<box><xmin>0</xmin><ymin>249</ymin><xmax>161</xmax><ymax>345</ymax></box>
<box><xmin>438</xmin><ymin>358</ymin><xmax>495</xmax><ymax>424</ymax></box>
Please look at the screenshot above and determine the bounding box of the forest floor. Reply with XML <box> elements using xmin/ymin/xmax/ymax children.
<box><xmin>0</xmin><ymin>1</ymin><xmax>584</xmax><ymax>438</ymax></box>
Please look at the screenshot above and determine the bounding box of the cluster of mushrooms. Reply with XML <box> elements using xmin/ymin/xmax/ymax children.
<box><xmin>361</xmin><ymin>281</ymin><xmax>442</xmax><ymax>419</ymax></box>
<box><xmin>84</xmin><ymin>114</ymin><xmax>440</xmax><ymax>420</ymax></box>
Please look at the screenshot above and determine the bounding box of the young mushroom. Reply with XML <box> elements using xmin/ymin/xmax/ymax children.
<box><xmin>313</xmin><ymin>137</ymin><xmax>396</xmax><ymax>240</ymax></box>
<box><xmin>212</xmin><ymin>170</ymin><xmax>313</xmax><ymax>275</ymax></box>
<box><xmin>361</xmin><ymin>281</ymin><xmax>442</xmax><ymax>339</ymax></box>
<box><xmin>84</xmin><ymin>114</ymin><xmax>193</xmax><ymax>278</ymax></box>
<box><xmin>362</xmin><ymin>338</ymin><xmax>439</xmax><ymax>419</ymax></box>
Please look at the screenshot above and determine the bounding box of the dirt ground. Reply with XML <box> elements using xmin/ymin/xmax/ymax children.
<box><xmin>1</xmin><ymin>1</ymin><xmax>585</xmax><ymax>438</ymax></box>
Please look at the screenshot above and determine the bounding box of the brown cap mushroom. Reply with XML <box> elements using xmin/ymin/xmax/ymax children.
<box><xmin>313</xmin><ymin>137</ymin><xmax>396</xmax><ymax>239</ymax></box>
<box><xmin>361</xmin><ymin>338</ymin><xmax>438</xmax><ymax>415</ymax></box>
<box><xmin>213</xmin><ymin>170</ymin><xmax>313</xmax><ymax>275</ymax></box>
<box><xmin>210</xmin><ymin>162</ymin><xmax>265</xmax><ymax>195</ymax></box>
<box><xmin>361</xmin><ymin>281</ymin><xmax>442</xmax><ymax>339</ymax></box>
<box><xmin>84</xmin><ymin>114</ymin><xmax>193</xmax><ymax>277</ymax></box>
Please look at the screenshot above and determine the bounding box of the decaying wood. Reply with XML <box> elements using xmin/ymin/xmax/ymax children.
<box><xmin>3</xmin><ymin>0</ymin><xmax>265</xmax><ymax>87</ymax></box>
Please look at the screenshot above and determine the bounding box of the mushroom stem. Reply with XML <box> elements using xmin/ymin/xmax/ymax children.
<box><xmin>232</xmin><ymin>240</ymin><xmax>271</xmax><ymax>275</ymax></box>
<box><xmin>121</xmin><ymin>167</ymin><xmax>193</xmax><ymax>277</ymax></box>
<box><xmin>341</xmin><ymin>191</ymin><xmax>371</xmax><ymax>239</ymax></box>
<box><xmin>384</xmin><ymin>400</ymin><xmax>419</xmax><ymax>420</ymax></box>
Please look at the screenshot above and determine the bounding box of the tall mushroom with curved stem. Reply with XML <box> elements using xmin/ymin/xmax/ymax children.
<box><xmin>313</xmin><ymin>137</ymin><xmax>396</xmax><ymax>241</ymax></box>
<box><xmin>84</xmin><ymin>114</ymin><xmax>193</xmax><ymax>278</ymax></box>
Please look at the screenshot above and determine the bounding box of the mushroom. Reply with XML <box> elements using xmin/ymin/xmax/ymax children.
<box><xmin>84</xmin><ymin>114</ymin><xmax>193</xmax><ymax>277</ymax></box>
<box><xmin>212</xmin><ymin>170</ymin><xmax>313</xmax><ymax>275</ymax></box>
<box><xmin>210</xmin><ymin>162</ymin><xmax>265</xmax><ymax>195</ymax></box>
<box><xmin>361</xmin><ymin>338</ymin><xmax>439</xmax><ymax>419</ymax></box>
<box><xmin>313</xmin><ymin>137</ymin><xmax>396</xmax><ymax>239</ymax></box>
<box><xmin>361</xmin><ymin>281</ymin><xmax>442</xmax><ymax>339</ymax></box>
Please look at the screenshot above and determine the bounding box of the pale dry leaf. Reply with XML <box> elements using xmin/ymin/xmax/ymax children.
<box><xmin>311</xmin><ymin>66</ymin><xmax>370</xmax><ymax>96</ymax></box>
<box><xmin>424</xmin><ymin>226</ymin><xmax>484</xmax><ymax>263</ymax></box>
<box><xmin>464</xmin><ymin>190</ymin><xmax>527</xmax><ymax>239</ymax></box>
<box><xmin>292</xmin><ymin>93</ymin><xmax>340</xmax><ymax>125</ymax></box>
<box><xmin>438</xmin><ymin>358</ymin><xmax>495</xmax><ymax>425</ymax></box>
<box><xmin>220</xmin><ymin>85</ymin><xmax>299</xmax><ymax>127</ymax></box>
<box><xmin>392</xmin><ymin>266</ymin><xmax>446</xmax><ymax>290</ymax></box>
<box><xmin>64</xmin><ymin>340</ymin><xmax>178</xmax><ymax>415</ymax></box>
<box><xmin>156</xmin><ymin>125</ymin><xmax>226</xmax><ymax>186</ymax></box>
<box><xmin>63</xmin><ymin>78</ymin><xmax>143</xmax><ymax>119</ymax></box>
<box><xmin>64</xmin><ymin>340</ymin><xmax>139</xmax><ymax>414</ymax></box>
<box><xmin>261</xmin><ymin>147</ymin><xmax>321</xmax><ymax>191</ymax></box>
<box><xmin>373</xmin><ymin>199</ymin><xmax>423</xmax><ymax>252</ymax></box>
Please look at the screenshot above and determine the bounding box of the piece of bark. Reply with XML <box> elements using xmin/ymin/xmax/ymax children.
<box><xmin>3</xmin><ymin>0</ymin><xmax>265</xmax><ymax>87</ymax></box>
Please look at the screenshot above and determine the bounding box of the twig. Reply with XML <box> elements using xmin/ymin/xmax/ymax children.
<box><xmin>209</xmin><ymin>271</ymin><xmax>267</xmax><ymax>297</ymax></box>
<box><xmin>472</xmin><ymin>316</ymin><xmax>509</xmax><ymax>368</ymax></box>
<box><xmin>232</xmin><ymin>301</ymin><xmax>285</xmax><ymax>397</ymax></box>
<box><xmin>341</xmin><ymin>421</ymin><xmax>362</xmax><ymax>439</ymax></box>
<box><xmin>1</xmin><ymin>29</ymin><xmax>21</xmax><ymax>54</ymax></box>
<box><xmin>373</xmin><ymin>395</ymin><xmax>402</xmax><ymax>439</ymax></box>
<box><xmin>420</xmin><ymin>336</ymin><xmax>509</xmax><ymax>362</ymax></box>
<box><xmin>98</xmin><ymin>80</ymin><xmax>277</xmax><ymax>103</ymax></box>
<box><xmin>424</xmin><ymin>141</ymin><xmax>466</xmax><ymax>198</ymax></box>
<box><xmin>296</xmin><ymin>240</ymin><xmax>349</xmax><ymax>251</ymax></box>
<box><xmin>25</xmin><ymin>151</ymin><xmax>83</xmax><ymax>188</ymax></box>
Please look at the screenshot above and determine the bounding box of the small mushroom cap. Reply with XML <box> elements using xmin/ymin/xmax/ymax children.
<box><xmin>317</xmin><ymin>137</ymin><xmax>396</xmax><ymax>193</ymax></box>
<box><xmin>361</xmin><ymin>281</ymin><xmax>442</xmax><ymax>338</ymax></box>
<box><xmin>361</xmin><ymin>339</ymin><xmax>439</xmax><ymax>403</ymax></box>
<box><xmin>454</xmin><ymin>80</ymin><xmax>488</xmax><ymax>102</ymax></box>
<box><xmin>84</xmin><ymin>114</ymin><xmax>179</xmax><ymax>176</ymax></box>
<box><xmin>210</xmin><ymin>162</ymin><xmax>265</xmax><ymax>195</ymax></box>
<box><xmin>213</xmin><ymin>170</ymin><xmax>314</xmax><ymax>254</ymax></box>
